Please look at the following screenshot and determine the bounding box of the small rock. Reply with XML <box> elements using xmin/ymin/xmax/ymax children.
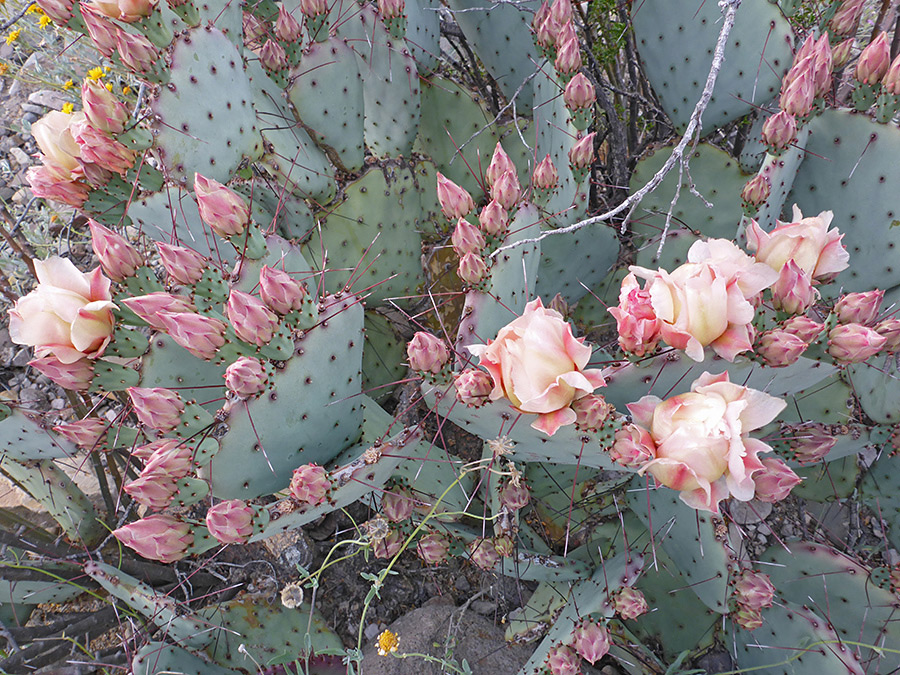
<box><xmin>11</xmin><ymin>348</ymin><xmax>31</xmax><ymax>368</ymax></box>
<box><xmin>21</xmin><ymin>103</ymin><xmax>47</xmax><ymax>116</ymax></box>
<box><xmin>0</xmin><ymin>187</ymin><xmax>13</xmax><ymax>201</ymax></box>
<box><xmin>23</xmin><ymin>112</ymin><xmax>40</xmax><ymax>125</ymax></box>
<box><xmin>51</xmin><ymin>398</ymin><xmax>67</xmax><ymax>410</ymax></box>
<box><xmin>9</xmin><ymin>146</ymin><xmax>30</xmax><ymax>165</ymax></box>
<box><xmin>454</xmin><ymin>576</ymin><xmax>471</xmax><ymax>592</ymax></box>
<box><xmin>19</xmin><ymin>388</ymin><xmax>48</xmax><ymax>408</ymax></box>
<box><xmin>470</xmin><ymin>600</ymin><xmax>497</xmax><ymax>615</ymax></box>
<box><xmin>729</xmin><ymin>500</ymin><xmax>772</xmax><ymax>525</ymax></box>
<box><xmin>28</xmin><ymin>89</ymin><xmax>69</xmax><ymax>110</ymax></box>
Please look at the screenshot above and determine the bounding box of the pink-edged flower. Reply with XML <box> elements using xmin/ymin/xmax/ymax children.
<box><xmin>833</xmin><ymin>290</ymin><xmax>884</xmax><ymax>325</ymax></box>
<box><xmin>225</xmin><ymin>357</ymin><xmax>267</xmax><ymax>397</ymax></box>
<box><xmin>124</xmin><ymin>475</ymin><xmax>178</xmax><ymax>510</ymax></box>
<box><xmin>856</xmin><ymin>32</ymin><xmax>891</xmax><ymax>84</ymax></box>
<box><xmin>407</xmin><ymin>332</ymin><xmax>450</xmax><ymax>374</ymax></box>
<box><xmin>29</xmin><ymin>356</ymin><xmax>94</xmax><ymax>391</ymax></box>
<box><xmin>780</xmin><ymin>315</ymin><xmax>824</xmax><ymax>342</ymax></box>
<box><xmin>81</xmin><ymin>80</ymin><xmax>129</xmax><ymax>135</ymax></box>
<box><xmin>567</xmin><ymin>132</ymin><xmax>595</xmax><ymax>170</ymax></box>
<box><xmin>275</xmin><ymin>4</ymin><xmax>303</xmax><ymax>40</ymax></box>
<box><xmin>608</xmin><ymin>272</ymin><xmax>661</xmax><ymax>356</ymax></box>
<box><xmin>156</xmin><ymin>311</ymin><xmax>226</xmax><ymax>360</ymax></box>
<box><xmin>613</xmin><ymin>587</ymin><xmax>649</xmax><ymax>620</ymax></box>
<box><xmin>89</xmin><ymin>220</ymin><xmax>142</xmax><ymax>281</ymax></box>
<box><xmin>746</xmin><ymin>206</ymin><xmax>849</xmax><ymax>284</ymax></box>
<box><xmin>468</xmin><ymin>298</ymin><xmax>606</xmax><ymax>436</ymax></box>
<box><xmin>194</xmin><ymin>173</ymin><xmax>250</xmax><ymax>237</ymax></box>
<box><xmin>227</xmin><ymin>290</ymin><xmax>280</xmax><ymax>346</ymax></box>
<box><xmin>121</xmin><ymin>293</ymin><xmax>196</xmax><ymax>331</ymax></box>
<box><xmin>478</xmin><ymin>200</ymin><xmax>509</xmax><ymax>237</ymax></box>
<box><xmin>755</xmin><ymin>329</ymin><xmax>808</xmax><ymax>367</ymax></box>
<box><xmin>8</xmin><ymin>256</ymin><xmax>115</xmax><ymax>364</ymax></box>
<box><xmin>752</xmin><ymin>456</ymin><xmax>801</xmax><ymax>502</ymax></box>
<box><xmin>485</xmin><ymin>142</ymin><xmax>517</xmax><ymax>188</ymax></box>
<box><xmin>468</xmin><ymin>537</ymin><xmax>500</xmax><ymax>570</ymax></box>
<box><xmin>206</xmin><ymin>500</ymin><xmax>258</xmax><ymax>544</ymax></box>
<box><xmin>114</xmin><ymin>31</ymin><xmax>159</xmax><ymax>73</ymax></box>
<box><xmin>789</xmin><ymin>422</ymin><xmax>836</xmax><ymax>464</ymax></box>
<box><xmin>499</xmin><ymin>480</ymin><xmax>530</xmax><ymax>511</ymax></box>
<box><xmin>490</xmin><ymin>170</ymin><xmax>521</xmax><ymax>211</ymax></box>
<box><xmin>26</xmin><ymin>163</ymin><xmax>90</xmax><ymax>207</ymax></box>
<box><xmin>451</xmin><ymin>218</ymin><xmax>485</xmax><ymax>256</ymax></box>
<box><xmin>630</xmin><ymin>371</ymin><xmax>787</xmax><ymax>513</ymax></box>
<box><xmin>435</xmin><ymin>172</ymin><xmax>474</xmax><ymax>220</ymax></box>
<box><xmin>259</xmin><ymin>266</ymin><xmax>306</xmax><ymax>315</ymax></box>
<box><xmin>610</xmin><ymin>424</ymin><xmax>655</xmax><ymax>470</ymax></box>
<box><xmin>382</xmin><ymin>487</ymin><xmax>415</xmax><ymax>522</ymax></box>
<box><xmin>113</xmin><ymin>514</ymin><xmax>193</xmax><ymax>563</ymax></box>
<box><xmin>53</xmin><ymin>418</ymin><xmax>108</xmax><ymax>449</ymax></box>
<box><xmin>571</xmin><ymin>394</ymin><xmax>613</xmax><ymax>431</ymax></box>
<box><xmin>90</xmin><ymin>0</ymin><xmax>156</xmax><ymax>22</ymax></box>
<box><xmin>454</xmin><ymin>368</ymin><xmax>493</xmax><ymax>405</ymax></box>
<box><xmin>564</xmin><ymin>72</ymin><xmax>595</xmax><ymax>111</ymax></box>
<box><xmin>290</xmin><ymin>463</ymin><xmax>331</xmax><ymax>505</ymax></box>
<box><xmin>828</xmin><ymin>323</ymin><xmax>887</xmax><ymax>363</ymax></box>
<box><xmin>734</xmin><ymin>571</ymin><xmax>776</xmax><ymax>611</ymax></box>
<box><xmin>416</xmin><ymin>532</ymin><xmax>449</xmax><ymax>564</ymax></box>
<box><xmin>156</xmin><ymin>243</ymin><xmax>207</xmax><ymax>285</ymax></box>
<box><xmin>127</xmin><ymin>386</ymin><xmax>184</xmax><ymax>431</ymax></box>
<box><xmin>546</xmin><ymin>645</ymin><xmax>579</xmax><ymax>675</ymax></box>
<box><xmin>458</xmin><ymin>252</ymin><xmax>488</xmax><ymax>285</ymax></box>
<box><xmin>571</xmin><ymin>621</ymin><xmax>610</xmax><ymax>665</ymax></box>
<box><xmin>532</xmin><ymin>155</ymin><xmax>559</xmax><ymax>191</ymax></box>
<box><xmin>760</xmin><ymin>110</ymin><xmax>797</xmax><ymax>152</ymax></box>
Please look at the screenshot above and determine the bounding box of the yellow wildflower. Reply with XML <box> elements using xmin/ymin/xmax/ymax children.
<box><xmin>39</xmin><ymin>15</ymin><xmax>52</xmax><ymax>28</ymax></box>
<box><xmin>87</xmin><ymin>66</ymin><xmax>105</xmax><ymax>81</ymax></box>
<box><xmin>62</xmin><ymin>79</ymin><xmax>74</xmax><ymax>90</ymax></box>
<box><xmin>0</xmin><ymin>63</ymin><xmax>8</xmax><ymax>76</ymax></box>
<box><xmin>61</xmin><ymin>102</ymin><xmax>74</xmax><ymax>114</ymax></box>
<box><xmin>5</xmin><ymin>29</ymin><xmax>21</xmax><ymax>45</ymax></box>
<box><xmin>105</xmin><ymin>82</ymin><xmax>112</xmax><ymax>91</ymax></box>
<box><xmin>376</xmin><ymin>629</ymin><xmax>399</xmax><ymax>656</ymax></box>
<box><xmin>122</xmin><ymin>85</ymin><xmax>131</xmax><ymax>95</ymax></box>
<box><xmin>26</xmin><ymin>4</ymin><xmax>45</xmax><ymax>14</ymax></box>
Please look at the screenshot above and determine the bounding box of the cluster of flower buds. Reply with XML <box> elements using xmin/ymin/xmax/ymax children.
<box><xmin>827</xmin><ymin>291</ymin><xmax>889</xmax><ymax>363</ymax></box>
<box><xmin>532</xmin><ymin>0</ymin><xmax>578</xmax><ymax>75</ymax></box>
<box><xmin>787</xmin><ymin>421</ymin><xmax>837</xmax><ymax>464</ymax></box>
<box><xmin>829</xmin><ymin>0</ymin><xmax>865</xmax><ymax>37</ymax></box>
<box><xmin>124</xmin><ymin>438</ymin><xmax>194</xmax><ymax>509</ymax></box>
<box><xmin>755</xmin><ymin>315</ymin><xmax>825</xmax><ymax>368</ymax></box>
<box><xmin>779</xmin><ymin>34</ymin><xmax>832</xmax><ymax>119</ymax></box>
<box><xmin>122</xmin><ymin>293</ymin><xmax>227</xmax><ymax>360</ymax></box>
<box><xmin>731</xmin><ymin>570</ymin><xmax>776</xmax><ymax>631</ymax></box>
<box><xmin>80</xmin><ymin>4</ymin><xmax>159</xmax><ymax>72</ymax></box>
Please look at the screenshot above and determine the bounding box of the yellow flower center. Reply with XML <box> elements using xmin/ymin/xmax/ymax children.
<box><xmin>6</xmin><ymin>29</ymin><xmax>21</xmax><ymax>45</ymax></box>
<box><xmin>376</xmin><ymin>629</ymin><xmax>399</xmax><ymax>656</ymax></box>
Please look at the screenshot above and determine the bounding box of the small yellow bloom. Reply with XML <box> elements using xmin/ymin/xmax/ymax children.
<box><xmin>26</xmin><ymin>5</ymin><xmax>45</xmax><ymax>14</ymax></box>
<box><xmin>87</xmin><ymin>66</ymin><xmax>105</xmax><ymax>81</ymax></box>
<box><xmin>5</xmin><ymin>29</ymin><xmax>21</xmax><ymax>45</ymax></box>
<box><xmin>61</xmin><ymin>102</ymin><xmax>74</xmax><ymax>114</ymax></box>
<box><xmin>103</xmin><ymin>66</ymin><xmax>109</xmax><ymax>73</ymax></box>
<box><xmin>62</xmin><ymin>79</ymin><xmax>74</xmax><ymax>90</ymax></box>
<box><xmin>105</xmin><ymin>82</ymin><xmax>112</xmax><ymax>91</ymax></box>
<box><xmin>0</xmin><ymin>63</ymin><xmax>8</xmax><ymax>75</ymax></box>
<box><xmin>376</xmin><ymin>629</ymin><xmax>399</xmax><ymax>656</ymax></box>
<box><xmin>122</xmin><ymin>85</ymin><xmax>132</xmax><ymax>95</ymax></box>
<box><xmin>39</xmin><ymin>15</ymin><xmax>52</xmax><ymax>28</ymax></box>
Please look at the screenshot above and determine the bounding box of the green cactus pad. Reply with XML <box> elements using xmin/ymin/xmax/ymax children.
<box><xmin>133</xmin><ymin>643</ymin><xmax>240</xmax><ymax>675</ymax></box>
<box><xmin>0</xmin><ymin>567</ymin><xmax>87</xmax><ymax>606</ymax></box>
<box><xmin>534</xmin><ymin>222</ymin><xmax>620</xmax><ymax>306</ymax></box>
<box><xmin>151</xmin><ymin>26</ymin><xmax>263</xmax><ymax>183</ymax></box>
<box><xmin>777</xmin><ymin>369</ymin><xmax>853</xmax><ymax>425</ymax></box>
<box><xmin>859</xmin><ymin>451</ymin><xmax>900</xmax><ymax>549</ymax></box>
<box><xmin>749</xmin><ymin>126</ymin><xmax>811</xmax><ymax>232</ymax></box>
<box><xmin>631</xmin><ymin>0</ymin><xmax>793</xmax><ymax>133</ymax></box>
<box><xmin>847</xmin><ymin>357</ymin><xmax>900</xmax><ymax>425</ymax></box>
<box><xmin>504</xmin><ymin>580</ymin><xmax>570</xmax><ymax>644</ymax></box>
<box><xmin>288</xmin><ymin>37</ymin><xmax>365</xmax><ymax>173</ymax></box>
<box><xmin>362</xmin><ymin>310</ymin><xmax>407</xmax><ymax>400</ymax></box>
<box><xmin>404</xmin><ymin>0</ymin><xmax>440</xmax><ymax>73</ymax></box>
<box><xmin>0</xmin><ymin>409</ymin><xmax>80</xmax><ymax>462</ymax></box>
<box><xmin>139</xmin><ymin>334</ymin><xmax>228</xmax><ymax>414</ymax></box>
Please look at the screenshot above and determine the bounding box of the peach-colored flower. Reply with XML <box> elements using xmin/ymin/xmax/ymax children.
<box><xmin>468</xmin><ymin>298</ymin><xmax>605</xmax><ymax>436</ymax></box>
<box><xmin>8</xmin><ymin>257</ymin><xmax>115</xmax><ymax>363</ymax></box>
<box><xmin>32</xmin><ymin>111</ymin><xmax>83</xmax><ymax>174</ymax></box>
<box><xmin>608</xmin><ymin>272</ymin><xmax>660</xmax><ymax>356</ymax></box>
<box><xmin>626</xmin><ymin>371</ymin><xmax>786</xmax><ymax>513</ymax></box>
<box><xmin>745</xmin><ymin>205</ymin><xmax>849</xmax><ymax>284</ymax></box>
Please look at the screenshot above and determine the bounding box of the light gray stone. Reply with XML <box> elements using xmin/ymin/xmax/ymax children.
<box><xmin>27</xmin><ymin>89</ymin><xmax>69</xmax><ymax>110</ymax></box>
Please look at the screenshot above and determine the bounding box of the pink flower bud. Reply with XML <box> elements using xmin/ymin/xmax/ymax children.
<box><xmin>435</xmin><ymin>172</ymin><xmax>474</xmax><ymax>220</ymax></box>
<box><xmin>884</xmin><ymin>53</ymin><xmax>900</xmax><ymax>95</ymax></box>
<box><xmin>89</xmin><ymin>220</ymin><xmax>142</xmax><ymax>281</ymax></box>
<box><xmin>451</xmin><ymin>218</ymin><xmax>486</xmax><ymax>256</ymax></box>
<box><xmin>29</xmin><ymin>356</ymin><xmax>93</xmax><ymax>391</ymax></box>
<box><xmin>80</xmin><ymin>3</ymin><xmax>121</xmax><ymax>57</ymax></box>
<box><xmin>131</xmin><ymin>438</ymin><xmax>181</xmax><ymax>461</ymax></box>
<box><xmin>225</xmin><ymin>357</ymin><xmax>267</xmax><ymax>397</ymax></box>
<box><xmin>128</xmin><ymin>387</ymin><xmax>185</xmax><ymax>432</ymax></box>
<box><xmin>549</xmin><ymin>293</ymin><xmax>568</xmax><ymax>317</ymax></box>
<box><xmin>206</xmin><ymin>499</ymin><xmax>258</xmax><ymax>544</ymax></box>
<box><xmin>875</xmin><ymin>318</ymin><xmax>900</xmax><ymax>352</ymax></box>
<box><xmin>734</xmin><ymin>571</ymin><xmax>775</xmax><ymax>611</ymax></box>
<box><xmin>571</xmin><ymin>394</ymin><xmax>612</xmax><ymax>431</ymax></box>
<box><xmin>156</xmin><ymin>243</ymin><xmax>207</xmax><ymax>285</ymax></box>
<box><xmin>458</xmin><ymin>252</ymin><xmax>488</xmax><ymax>285</ymax></box>
<box><xmin>416</xmin><ymin>532</ymin><xmax>449</xmax><ymax>564</ymax></box>
<box><xmin>194</xmin><ymin>173</ymin><xmax>250</xmax><ymax>237</ymax></box>
<box><xmin>613</xmin><ymin>587</ymin><xmax>648</xmax><ymax>620</ymax></box>
<box><xmin>242</xmin><ymin>11</ymin><xmax>267</xmax><ymax>46</ymax></box>
<box><xmin>734</xmin><ymin>605</ymin><xmax>763</xmax><ymax>631</ymax></box>
<box><xmin>608</xmin><ymin>272</ymin><xmax>660</xmax><ymax>356</ymax></box>
<box><xmin>534</xmin><ymin>4</ymin><xmax>560</xmax><ymax>51</ymax></box>
<box><xmin>478</xmin><ymin>200</ymin><xmax>508</xmax><ymax>237</ymax></box>
<box><xmin>299</xmin><ymin>0</ymin><xmax>327</xmax><ymax>17</ymax></box>
<box><xmin>91</xmin><ymin>0</ymin><xmax>156</xmax><ymax>22</ymax></box>
<box><xmin>771</xmin><ymin>261</ymin><xmax>817</xmax><ymax>315</ymax></box>
<box><xmin>832</xmin><ymin>39</ymin><xmax>854</xmax><ymax>69</ymax></box>
<box><xmin>378</xmin><ymin>0</ymin><xmax>404</xmax><ymax>20</ymax></box>
<box><xmin>549</xmin><ymin>0</ymin><xmax>571</xmax><ymax>27</ymax></box>
<box><xmin>789</xmin><ymin>422</ymin><xmax>836</xmax><ymax>464</ymax></box>
<box><xmin>36</xmin><ymin>0</ymin><xmax>75</xmax><ymax>24</ymax></box>
<box><xmin>290</xmin><ymin>463</ymin><xmax>331</xmax><ymax>505</ymax></box>
<box><xmin>532</xmin><ymin>154</ymin><xmax>559</xmax><ymax>191</ymax></box>
<box><xmin>495</xmin><ymin>534</ymin><xmax>516</xmax><ymax>557</ymax></box>
<box><xmin>756</xmin><ymin>330</ymin><xmax>807</xmax><ymax>367</ymax></box>
<box><xmin>115</xmin><ymin>31</ymin><xmax>159</xmax><ymax>73</ymax></box>
<box><xmin>753</xmin><ymin>456</ymin><xmax>801</xmax><ymax>503</ymax></box>
<box><xmin>227</xmin><ymin>290</ymin><xmax>280</xmax><ymax>346</ymax></box>
<box><xmin>761</xmin><ymin>110</ymin><xmax>797</xmax><ymax>152</ymax></box>
<box><xmin>500</xmin><ymin>480</ymin><xmax>530</xmax><ymax>511</ymax></box>
<box><xmin>490</xmin><ymin>170</ymin><xmax>521</xmax><ymax>211</ymax></box>
<box><xmin>828</xmin><ymin>323</ymin><xmax>887</xmax><ymax>363</ymax></box>
<box><xmin>546</xmin><ymin>645</ymin><xmax>579</xmax><ymax>675</ymax></box>
<box><xmin>259</xmin><ymin>266</ymin><xmax>307</xmax><ymax>315</ymax></box>
<box><xmin>555</xmin><ymin>35</ymin><xmax>582</xmax><ymax>76</ymax></box>
<box><xmin>812</xmin><ymin>35</ymin><xmax>834</xmax><ymax>97</ymax></box>
<box><xmin>53</xmin><ymin>418</ymin><xmax>107</xmax><ymax>449</ymax></box>
<box><xmin>275</xmin><ymin>5</ymin><xmax>303</xmax><ymax>41</ymax></box>
<box><xmin>26</xmin><ymin>164</ymin><xmax>90</xmax><ymax>208</ymax></box>
<box><xmin>856</xmin><ymin>32</ymin><xmax>891</xmax><ymax>85</ymax></box>
<box><xmin>564</xmin><ymin>72</ymin><xmax>595</xmax><ymax>111</ymax></box>
<box><xmin>155</xmin><ymin>311</ymin><xmax>226</xmax><ymax>360</ymax></box>
<box><xmin>741</xmin><ymin>174</ymin><xmax>770</xmax><ymax>207</ymax></box>
<box><xmin>454</xmin><ymin>368</ymin><xmax>493</xmax><ymax>405</ymax></box>
<box><xmin>372</xmin><ymin>530</ymin><xmax>404</xmax><ymax>559</ymax></box>
<box><xmin>568</xmin><ymin>132</ymin><xmax>595</xmax><ymax>170</ymax></box>
<box><xmin>113</xmin><ymin>514</ymin><xmax>193</xmax><ymax>563</ymax></box>
<box><xmin>121</xmin><ymin>293</ymin><xmax>195</xmax><ymax>331</ymax></box>
<box><xmin>610</xmin><ymin>424</ymin><xmax>655</xmax><ymax>469</ymax></box>
<box><xmin>124</xmin><ymin>475</ymin><xmax>178</xmax><ymax>510</ymax></box>
<box><xmin>81</xmin><ymin>80</ymin><xmax>129</xmax><ymax>135</ymax></box>
<box><xmin>780</xmin><ymin>64</ymin><xmax>815</xmax><ymax>117</ymax></box>
<box><xmin>468</xmin><ymin>537</ymin><xmax>500</xmax><ymax>570</ymax></box>
<box><xmin>571</xmin><ymin>621</ymin><xmax>610</xmax><ymax>665</ymax></box>
<box><xmin>780</xmin><ymin>316</ymin><xmax>824</xmax><ymax>342</ymax></box>
<box><xmin>259</xmin><ymin>39</ymin><xmax>288</xmax><ymax>71</ymax></box>
<box><xmin>485</xmin><ymin>142</ymin><xmax>516</xmax><ymax>188</ymax></box>
<box><xmin>142</xmin><ymin>442</ymin><xmax>193</xmax><ymax>480</ymax></box>
<box><xmin>382</xmin><ymin>487</ymin><xmax>414</xmax><ymax>522</ymax></box>
<box><xmin>829</xmin><ymin>0</ymin><xmax>865</xmax><ymax>36</ymax></box>
<box><xmin>833</xmin><ymin>290</ymin><xmax>884</xmax><ymax>325</ymax></box>
<box><xmin>71</xmin><ymin>121</ymin><xmax>135</xmax><ymax>174</ymax></box>
<box><xmin>407</xmin><ymin>331</ymin><xmax>450</xmax><ymax>374</ymax></box>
